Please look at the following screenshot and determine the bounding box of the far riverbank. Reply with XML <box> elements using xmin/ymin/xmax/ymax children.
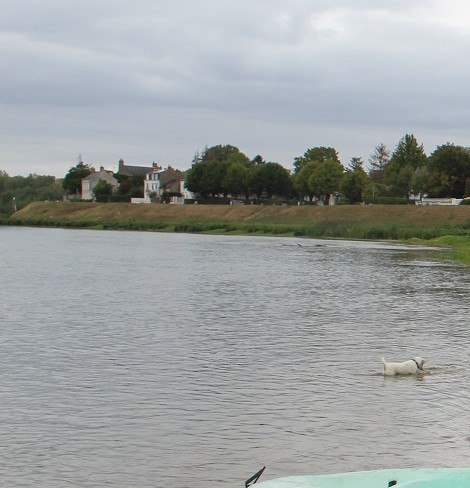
<box><xmin>5</xmin><ymin>201</ymin><xmax>470</xmax><ymax>263</ymax></box>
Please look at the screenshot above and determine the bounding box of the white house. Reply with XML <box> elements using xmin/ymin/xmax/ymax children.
<box><xmin>142</xmin><ymin>166</ymin><xmax>195</xmax><ymax>203</ymax></box>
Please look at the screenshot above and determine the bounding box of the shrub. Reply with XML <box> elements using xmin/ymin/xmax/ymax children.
<box><xmin>363</xmin><ymin>197</ymin><xmax>410</xmax><ymax>205</ymax></box>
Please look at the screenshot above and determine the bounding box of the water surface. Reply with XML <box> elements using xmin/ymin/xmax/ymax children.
<box><xmin>1</xmin><ymin>227</ymin><xmax>469</xmax><ymax>487</ymax></box>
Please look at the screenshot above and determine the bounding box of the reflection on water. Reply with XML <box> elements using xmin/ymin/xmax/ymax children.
<box><xmin>1</xmin><ymin>227</ymin><xmax>469</xmax><ymax>487</ymax></box>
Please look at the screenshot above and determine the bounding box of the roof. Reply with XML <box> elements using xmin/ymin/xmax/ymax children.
<box><xmin>82</xmin><ymin>169</ymin><xmax>118</xmax><ymax>185</ymax></box>
<box><xmin>118</xmin><ymin>159</ymin><xmax>155</xmax><ymax>177</ymax></box>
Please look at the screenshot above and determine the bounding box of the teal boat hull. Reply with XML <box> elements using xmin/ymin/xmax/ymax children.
<box><xmin>255</xmin><ymin>468</ymin><xmax>470</xmax><ymax>487</ymax></box>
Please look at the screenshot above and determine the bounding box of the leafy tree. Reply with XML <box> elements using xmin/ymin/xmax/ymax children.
<box><xmin>93</xmin><ymin>180</ymin><xmax>113</xmax><ymax>201</ymax></box>
<box><xmin>115</xmin><ymin>173</ymin><xmax>145</xmax><ymax>198</ymax></box>
<box><xmin>0</xmin><ymin>171</ymin><xmax>64</xmax><ymax>215</ymax></box>
<box><xmin>203</xmin><ymin>144</ymin><xmax>250</xmax><ymax>166</ymax></box>
<box><xmin>259</xmin><ymin>162</ymin><xmax>292</xmax><ymax>199</ymax></box>
<box><xmin>247</xmin><ymin>165</ymin><xmax>265</xmax><ymax>199</ymax></box>
<box><xmin>408</xmin><ymin>166</ymin><xmax>448</xmax><ymax>198</ymax></box>
<box><xmin>63</xmin><ymin>161</ymin><xmax>92</xmax><ymax>195</ymax></box>
<box><xmin>294</xmin><ymin>160</ymin><xmax>320</xmax><ymax>202</ymax></box>
<box><xmin>185</xmin><ymin>160</ymin><xmax>208</xmax><ymax>197</ymax></box>
<box><xmin>294</xmin><ymin>147</ymin><xmax>340</xmax><ymax>174</ymax></box>
<box><xmin>117</xmin><ymin>178</ymin><xmax>133</xmax><ymax>195</ymax></box>
<box><xmin>308</xmin><ymin>159</ymin><xmax>344</xmax><ymax>204</ymax></box>
<box><xmin>205</xmin><ymin>159</ymin><xmax>231</xmax><ymax>197</ymax></box>
<box><xmin>428</xmin><ymin>144</ymin><xmax>470</xmax><ymax>198</ymax></box>
<box><xmin>409</xmin><ymin>167</ymin><xmax>431</xmax><ymax>198</ymax></box>
<box><xmin>224</xmin><ymin>163</ymin><xmax>249</xmax><ymax>198</ymax></box>
<box><xmin>185</xmin><ymin>145</ymin><xmax>251</xmax><ymax>198</ymax></box>
<box><xmin>386</xmin><ymin>166</ymin><xmax>415</xmax><ymax>198</ymax></box>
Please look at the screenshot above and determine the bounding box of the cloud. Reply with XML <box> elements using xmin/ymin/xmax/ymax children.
<box><xmin>1</xmin><ymin>0</ymin><xmax>470</xmax><ymax>176</ymax></box>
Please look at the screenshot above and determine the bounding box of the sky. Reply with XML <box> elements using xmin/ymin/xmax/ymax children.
<box><xmin>2</xmin><ymin>0</ymin><xmax>470</xmax><ymax>177</ymax></box>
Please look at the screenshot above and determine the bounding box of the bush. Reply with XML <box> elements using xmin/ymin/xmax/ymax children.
<box><xmin>107</xmin><ymin>194</ymin><xmax>131</xmax><ymax>203</ymax></box>
<box><xmin>363</xmin><ymin>197</ymin><xmax>410</xmax><ymax>205</ymax></box>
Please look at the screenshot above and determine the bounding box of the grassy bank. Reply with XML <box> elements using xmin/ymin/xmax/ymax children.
<box><xmin>427</xmin><ymin>235</ymin><xmax>470</xmax><ymax>264</ymax></box>
<box><xmin>5</xmin><ymin>201</ymin><xmax>470</xmax><ymax>263</ymax></box>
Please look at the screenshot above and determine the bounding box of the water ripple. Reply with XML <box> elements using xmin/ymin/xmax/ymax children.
<box><xmin>1</xmin><ymin>228</ymin><xmax>469</xmax><ymax>487</ymax></box>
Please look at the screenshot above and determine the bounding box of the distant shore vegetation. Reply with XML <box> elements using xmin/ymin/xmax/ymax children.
<box><xmin>1</xmin><ymin>134</ymin><xmax>469</xmax><ymax>217</ymax></box>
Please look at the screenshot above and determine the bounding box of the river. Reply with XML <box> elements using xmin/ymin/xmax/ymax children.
<box><xmin>1</xmin><ymin>226</ymin><xmax>469</xmax><ymax>487</ymax></box>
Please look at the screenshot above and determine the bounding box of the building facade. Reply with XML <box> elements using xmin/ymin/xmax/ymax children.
<box><xmin>81</xmin><ymin>166</ymin><xmax>119</xmax><ymax>200</ymax></box>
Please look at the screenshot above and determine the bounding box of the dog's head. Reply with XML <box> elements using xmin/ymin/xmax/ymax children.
<box><xmin>413</xmin><ymin>357</ymin><xmax>425</xmax><ymax>370</ymax></box>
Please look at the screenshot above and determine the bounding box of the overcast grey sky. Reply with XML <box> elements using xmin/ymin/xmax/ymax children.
<box><xmin>2</xmin><ymin>0</ymin><xmax>470</xmax><ymax>177</ymax></box>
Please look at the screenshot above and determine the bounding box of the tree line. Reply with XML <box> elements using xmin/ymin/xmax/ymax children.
<box><xmin>185</xmin><ymin>136</ymin><xmax>470</xmax><ymax>204</ymax></box>
<box><xmin>1</xmin><ymin>133</ymin><xmax>469</xmax><ymax>216</ymax></box>
<box><xmin>0</xmin><ymin>172</ymin><xmax>64</xmax><ymax>216</ymax></box>
<box><xmin>185</xmin><ymin>146</ymin><xmax>293</xmax><ymax>200</ymax></box>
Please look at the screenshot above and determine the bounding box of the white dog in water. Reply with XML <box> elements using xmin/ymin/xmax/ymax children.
<box><xmin>382</xmin><ymin>356</ymin><xmax>425</xmax><ymax>376</ymax></box>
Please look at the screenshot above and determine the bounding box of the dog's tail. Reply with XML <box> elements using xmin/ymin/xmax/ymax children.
<box><xmin>381</xmin><ymin>357</ymin><xmax>388</xmax><ymax>375</ymax></box>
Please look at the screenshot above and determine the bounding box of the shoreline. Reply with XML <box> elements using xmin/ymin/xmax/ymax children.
<box><xmin>5</xmin><ymin>201</ymin><xmax>470</xmax><ymax>264</ymax></box>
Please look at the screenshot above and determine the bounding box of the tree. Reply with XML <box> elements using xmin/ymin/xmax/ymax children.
<box><xmin>293</xmin><ymin>147</ymin><xmax>340</xmax><ymax>174</ymax></box>
<box><xmin>341</xmin><ymin>157</ymin><xmax>371</xmax><ymax>204</ymax></box>
<box><xmin>202</xmin><ymin>144</ymin><xmax>250</xmax><ymax>166</ymax></box>
<box><xmin>408</xmin><ymin>166</ymin><xmax>448</xmax><ymax>198</ymax></box>
<box><xmin>384</xmin><ymin>134</ymin><xmax>427</xmax><ymax>197</ymax></box>
<box><xmin>63</xmin><ymin>161</ymin><xmax>92</xmax><ymax>195</ymax></box>
<box><xmin>256</xmin><ymin>162</ymin><xmax>292</xmax><ymax>199</ymax></box>
<box><xmin>185</xmin><ymin>160</ymin><xmax>208</xmax><ymax>197</ymax></box>
<box><xmin>117</xmin><ymin>178</ymin><xmax>133</xmax><ymax>195</ymax></box>
<box><xmin>388</xmin><ymin>134</ymin><xmax>427</xmax><ymax>170</ymax></box>
<box><xmin>294</xmin><ymin>160</ymin><xmax>320</xmax><ymax>202</ymax></box>
<box><xmin>348</xmin><ymin>157</ymin><xmax>364</xmax><ymax>171</ymax></box>
<box><xmin>115</xmin><ymin>172</ymin><xmax>145</xmax><ymax>198</ymax></box>
<box><xmin>205</xmin><ymin>159</ymin><xmax>231</xmax><ymax>197</ymax></box>
<box><xmin>185</xmin><ymin>145</ymin><xmax>251</xmax><ymax>198</ymax></box>
<box><xmin>93</xmin><ymin>180</ymin><xmax>113</xmax><ymax>201</ymax></box>
<box><xmin>428</xmin><ymin>144</ymin><xmax>470</xmax><ymax>198</ymax></box>
<box><xmin>224</xmin><ymin>163</ymin><xmax>249</xmax><ymax>198</ymax></box>
<box><xmin>308</xmin><ymin>159</ymin><xmax>344</xmax><ymax>204</ymax></box>
<box><xmin>247</xmin><ymin>165</ymin><xmax>265</xmax><ymax>199</ymax></box>
<box><xmin>410</xmin><ymin>167</ymin><xmax>431</xmax><ymax>198</ymax></box>
<box><xmin>185</xmin><ymin>159</ymin><xmax>228</xmax><ymax>198</ymax></box>
<box><xmin>368</xmin><ymin>143</ymin><xmax>390</xmax><ymax>183</ymax></box>
<box><xmin>0</xmin><ymin>171</ymin><xmax>64</xmax><ymax>215</ymax></box>
<box><xmin>386</xmin><ymin>166</ymin><xmax>415</xmax><ymax>198</ymax></box>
